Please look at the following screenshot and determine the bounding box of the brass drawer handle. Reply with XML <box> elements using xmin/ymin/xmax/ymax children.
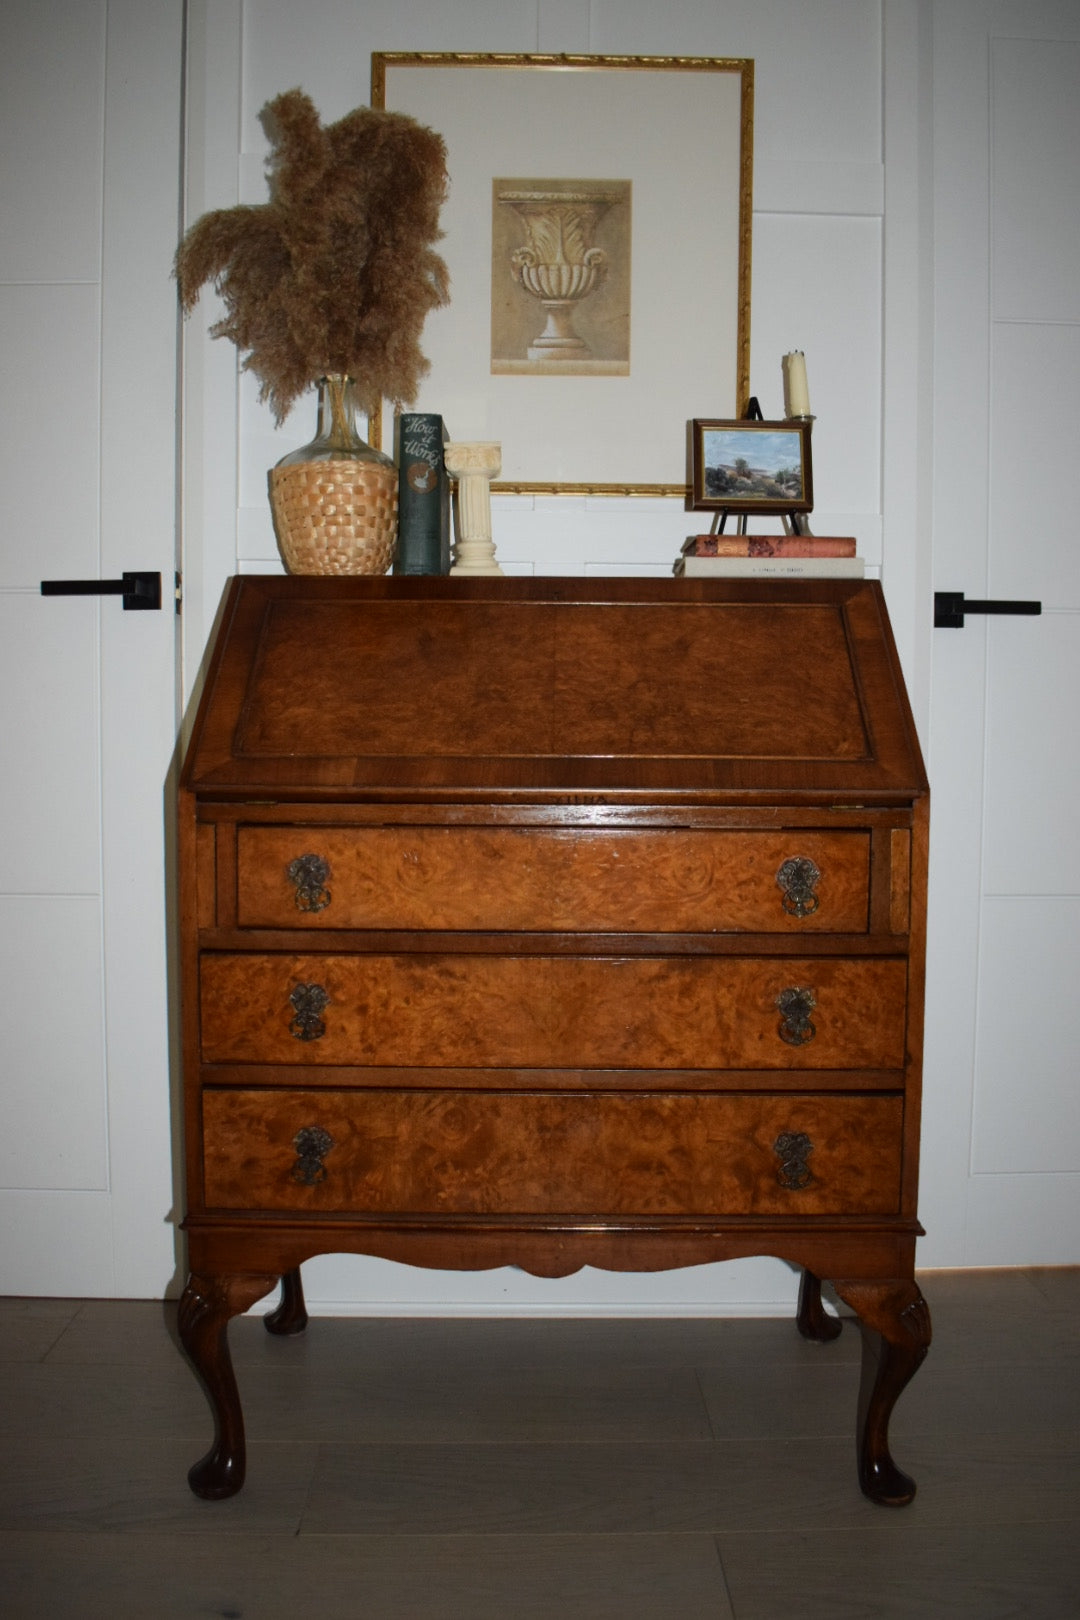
<box><xmin>289</xmin><ymin>982</ymin><xmax>330</xmax><ymax>1042</ymax></box>
<box><xmin>776</xmin><ymin>856</ymin><xmax>821</xmax><ymax>918</ymax></box>
<box><xmin>287</xmin><ymin>853</ymin><xmax>332</xmax><ymax>913</ymax></box>
<box><xmin>291</xmin><ymin>1125</ymin><xmax>333</xmax><ymax>1185</ymax></box>
<box><xmin>775</xmin><ymin>985</ymin><xmax>816</xmax><ymax>1046</ymax></box>
<box><xmin>774</xmin><ymin>1131</ymin><xmax>815</xmax><ymax>1190</ymax></box>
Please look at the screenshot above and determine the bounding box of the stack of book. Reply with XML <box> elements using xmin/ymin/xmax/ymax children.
<box><xmin>673</xmin><ymin>534</ymin><xmax>864</xmax><ymax>578</ymax></box>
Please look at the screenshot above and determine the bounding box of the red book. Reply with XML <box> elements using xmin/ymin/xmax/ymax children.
<box><xmin>682</xmin><ymin>534</ymin><xmax>857</xmax><ymax>558</ymax></box>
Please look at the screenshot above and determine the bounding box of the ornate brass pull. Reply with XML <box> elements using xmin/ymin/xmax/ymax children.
<box><xmin>291</xmin><ymin>1125</ymin><xmax>333</xmax><ymax>1185</ymax></box>
<box><xmin>774</xmin><ymin>1131</ymin><xmax>815</xmax><ymax>1190</ymax></box>
<box><xmin>289</xmin><ymin>982</ymin><xmax>330</xmax><ymax>1042</ymax></box>
<box><xmin>776</xmin><ymin>856</ymin><xmax>821</xmax><ymax>918</ymax></box>
<box><xmin>288</xmin><ymin>853</ymin><xmax>331</xmax><ymax>913</ymax></box>
<box><xmin>775</xmin><ymin>985</ymin><xmax>816</xmax><ymax>1046</ymax></box>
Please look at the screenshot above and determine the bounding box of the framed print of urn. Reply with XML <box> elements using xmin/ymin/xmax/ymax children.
<box><xmin>493</xmin><ymin>181</ymin><xmax>631</xmax><ymax>374</ymax></box>
<box><xmin>372</xmin><ymin>53</ymin><xmax>754</xmax><ymax>497</ymax></box>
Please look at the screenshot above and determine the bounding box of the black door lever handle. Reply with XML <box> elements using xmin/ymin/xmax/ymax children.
<box><xmin>40</xmin><ymin>570</ymin><xmax>161</xmax><ymax>610</ymax></box>
<box><xmin>934</xmin><ymin>590</ymin><xmax>1041</xmax><ymax>628</ymax></box>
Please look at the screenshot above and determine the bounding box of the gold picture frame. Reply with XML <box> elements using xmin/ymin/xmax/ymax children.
<box><xmin>371</xmin><ymin>53</ymin><xmax>754</xmax><ymax>497</ymax></box>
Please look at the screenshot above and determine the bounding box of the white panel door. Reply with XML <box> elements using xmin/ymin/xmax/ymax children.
<box><xmin>0</xmin><ymin>2</ymin><xmax>183</xmax><ymax>1294</ymax></box>
<box><xmin>924</xmin><ymin>0</ymin><xmax>1080</xmax><ymax>1264</ymax></box>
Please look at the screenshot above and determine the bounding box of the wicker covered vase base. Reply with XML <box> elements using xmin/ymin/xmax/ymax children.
<box><xmin>268</xmin><ymin>375</ymin><xmax>398</xmax><ymax>575</ymax></box>
<box><xmin>269</xmin><ymin>456</ymin><xmax>398</xmax><ymax>575</ymax></box>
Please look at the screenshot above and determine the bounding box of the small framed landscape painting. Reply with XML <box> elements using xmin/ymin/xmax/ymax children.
<box><xmin>689</xmin><ymin>419</ymin><xmax>814</xmax><ymax>515</ymax></box>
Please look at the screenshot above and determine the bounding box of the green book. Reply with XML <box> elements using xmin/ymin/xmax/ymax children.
<box><xmin>394</xmin><ymin>414</ymin><xmax>450</xmax><ymax>574</ymax></box>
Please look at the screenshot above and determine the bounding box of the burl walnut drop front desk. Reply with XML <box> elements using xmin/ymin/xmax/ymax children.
<box><xmin>177</xmin><ymin>575</ymin><xmax>930</xmax><ymax>1505</ymax></box>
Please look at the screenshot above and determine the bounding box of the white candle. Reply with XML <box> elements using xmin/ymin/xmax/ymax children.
<box><xmin>784</xmin><ymin>351</ymin><xmax>811</xmax><ymax>416</ymax></box>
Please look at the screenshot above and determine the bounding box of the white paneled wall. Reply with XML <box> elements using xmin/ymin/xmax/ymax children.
<box><xmin>921</xmin><ymin>0</ymin><xmax>1080</xmax><ymax>1270</ymax></box>
<box><xmin>0</xmin><ymin>6</ymin><xmax>111</xmax><ymax>1243</ymax></box>
<box><xmin>0</xmin><ymin>2</ymin><xmax>182</xmax><ymax>1298</ymax></box>
<box><xmin>180</xmin><ymin>0</ymin><xmax>934</xmax><ymax>1314</ymax></box>
<box><xmin>2</xmin><ymin>0</ymin><xmax>1070</xmax><ymax>1304</ymax></box>
<box><xmin>0</xmin><ymin>3</ymin><xmax>106</xmax><ymax>286</ymax></box>
<box><xmin>969</xmin><ymin>25</ymin><xmax>1080</xmax><ymax>1247</ymax></box>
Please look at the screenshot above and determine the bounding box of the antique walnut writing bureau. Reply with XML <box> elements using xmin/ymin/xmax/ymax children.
<box><xmin>178</xmin><ymin>575</ymin><xmax>930</xmax><ymax>1504</ymax></box>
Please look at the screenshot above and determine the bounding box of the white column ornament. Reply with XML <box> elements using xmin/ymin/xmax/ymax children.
<box><xmin>445</xmin><ymin>442</ymin><xmax>503</xmax><ymax>575</ymax></box>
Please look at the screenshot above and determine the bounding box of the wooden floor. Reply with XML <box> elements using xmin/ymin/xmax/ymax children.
<box><xmin>1</xmin><ymin>1268</ymin><xmax>1077</xmax><ymax>1617</ymax></box>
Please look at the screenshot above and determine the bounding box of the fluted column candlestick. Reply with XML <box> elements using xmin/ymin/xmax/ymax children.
<box><xmin>446</xmin><ymin>442</ymin><xmax>503</xmax><ymax>575</ymax></box>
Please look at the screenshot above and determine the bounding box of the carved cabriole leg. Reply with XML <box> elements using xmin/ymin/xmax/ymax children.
<box><xmin>796</xmin><ymin>1268</ymin><xmax>843</xmax><ymax>1342</ymax></box>
<box><xmin>831</xmin><ymin>1278</ymin><xmax>932</xmax><ymax>1507</ymax></box>
<box><xmin>178</xmin><ymin>1270</ymin><xmax>278</xmax><ymax>1500</ymax></box>
<box><xmin>264</xmin><ymin>1266</ymin><xmax>308</xmax><ymax>1337</ymax></box>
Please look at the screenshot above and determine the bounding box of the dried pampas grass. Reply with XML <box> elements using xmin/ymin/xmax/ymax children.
<box><xmin>175</xmin><ymin>89</ymin><xmax>449</xmax><ymax>423</ymax></box>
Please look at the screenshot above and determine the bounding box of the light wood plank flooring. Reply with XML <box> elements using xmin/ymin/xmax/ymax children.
<box><xmin>1</xmin><ymin>1268</ymin><xmax>1077</xmax><ymax>1617</ymax></box>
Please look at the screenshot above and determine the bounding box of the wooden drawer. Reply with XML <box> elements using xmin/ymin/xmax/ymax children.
<box><xmin>199</xmin><ymin>952</ymin><xmax>907</xmax><ymax>1071</ymax></box>
<box><xmin>201</xmin><ymin>1087</ymin><xmax>904</xmax><ymax>1217</ymax></box>
<box><xmin>234</xmin><ymin>827</ymin><xmax>870</xmax><ymax>933</ymax></box>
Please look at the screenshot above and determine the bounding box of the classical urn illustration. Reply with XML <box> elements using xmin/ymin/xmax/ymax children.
<box><xmin>498</xmin><ymin>187</ymin><xmax>620</xmax><ymax>362</ymax></box>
